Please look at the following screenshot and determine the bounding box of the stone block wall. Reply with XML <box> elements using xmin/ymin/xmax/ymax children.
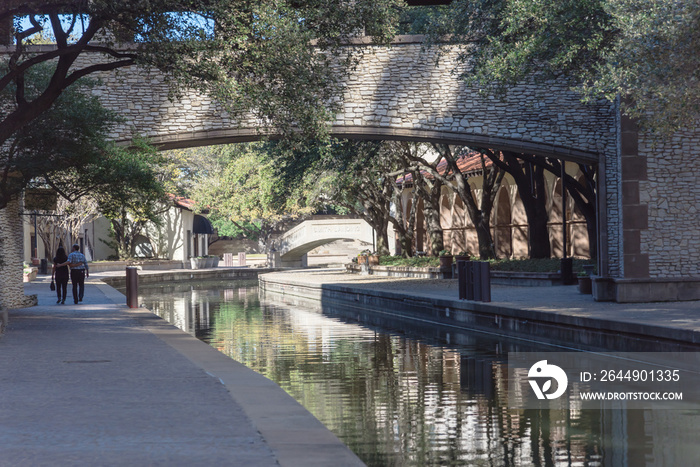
<box><xmin>0</xmin><ymin>197</ymin><xmax>37</xmax><ymax>310</ymax></box>
<box><xmin>639</xmin><ymin>127</ymin><xmax>700</xmax><ymax>278</ymax></box>
<box><xmin>60</xmin><ymin>39</ymin><xmax>616</xmax><ymax>162</ymax></box>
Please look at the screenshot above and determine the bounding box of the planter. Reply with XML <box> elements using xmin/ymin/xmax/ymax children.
<box><xmin>211</xmin><ymin>256</ymin><xmax>220</xmax><ymax>268</ymax></box>
<box><xmin>578</xmin><ymin>276</ymin><xmax>592</xmax><ymax>294</ymax></box>
<box><xmin>23</xmin><ymin>269</ymin><xmax>37</xmax><ymax>282</ymax></box>
<box><xmin>368</xmin><ymin>255</ymin><xmax>380</xmax><ymax>266</ymax></box>
<box><xmin>190</xmin><ymin>257</ymin><xmax>207</xmax><ymax>269</ymax></box>
<box><xmin>439</xmin><ymin>255</ymin><xmax>453</xmax><ymax>270</ymax></box>
<box><xmin>358</xmin><ymin>256</ymin><xmax>369</xmax><ymax>266</ymax></box>
<box><xmin>204</xmin><ymin>256</ymin><xmax>215</xmax><ymax>268</ymax></box>
<box><xmin>455</xmin><ymin>255</ymin><xmax>470</xmax><ymax>263</ymax></box>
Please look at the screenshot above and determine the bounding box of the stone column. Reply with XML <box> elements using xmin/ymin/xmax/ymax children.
<box><xmin>0</xmin><ymin>16</ymin><xmax>12</xmax><ymax>46</ymax></box>
<box><xmin>0</xmin><ymin>197</ymin><xmax>36</xmax><ymax>310</ymax></box>
<box><xmin>619</xmin><ymin>115</ymin><xmax>650</xmax><ymax>278</ymax></box>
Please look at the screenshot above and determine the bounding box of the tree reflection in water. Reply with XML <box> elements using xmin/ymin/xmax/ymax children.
<box><xmin>138</xmin><ymin>280</ymin><xmax>700</xmax><ymax>467</ymax></box>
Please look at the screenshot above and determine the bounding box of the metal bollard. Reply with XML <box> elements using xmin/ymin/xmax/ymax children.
<box><xmin>458</xmin><ymin>261</ymin><xmax>491</xmax><ymax>302</ymax></box>
<box><xmin>560</xmin><ymin>257</ymin><xmax>574</xmax><ymax>285</ymax></box>
<box><xmin>458</xmin><ymin>260</ymin><xmax>468</xmax><ymax>300</ymax></box>
<box><xmin>125</xmin><ymin>266</ymin><xmax>139</xmax><ymax>308</ymax></box>
<box><xmin>478</xmin><ymin>261</ymin><xmax>491</xmax><ymax>302</ymax></box>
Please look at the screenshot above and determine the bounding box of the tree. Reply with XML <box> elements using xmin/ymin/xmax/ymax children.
<box><xmin>430</xmin><ymin>0</ymin><xmax>698</xmax><ymax>133</ymax></box>
<box><xmin>189</xmin><ymin>142</ymin><xmax>320</xmax><ymax>250</ymax></box>
<box><xmin>317</xmin><ymin>140</ymin><xmax>404</xmax><ymax>256</ymax></box>
<box><xmin>420</xmin><ymin>145</ymin><xmax>504</xmax><ymax>259</ymax></box>
<box><xmin>91</xmin><ymin>143</ymin><xmax>169</xmax><ymax>259</ymax></box>
<box><xmin>390</xmin><ymin>167</ymin><xmax>420</xmax><ymax>257</ymax></box>
<box><xmin>482</xmin><ymin>150</ymin><xmax>551</xmax><ymax>258</ymax></box>
<box><xmin>33</xmin><ymin>196</ymin><xmax>100</xmax><ymax>260</ymax></box>
<box><xmin>0</xmin><ymin>63</ymin><xmax>124</xmax><ymax>208</ymax></box>
<box><xmin>394</xmin><ymin>142</ymin><xmax>446</xmax><ymax>256</ymax></box>
<box><xmin>1</xmin><ymin>0</ymin><xmax>402</xmax><ymax>164</ymax></box>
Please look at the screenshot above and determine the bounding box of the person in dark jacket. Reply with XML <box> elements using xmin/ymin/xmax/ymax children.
<box><xmin>52</xmin><ymin>246</ymin><xmax>69</xmax><ymax>304</ymax></box>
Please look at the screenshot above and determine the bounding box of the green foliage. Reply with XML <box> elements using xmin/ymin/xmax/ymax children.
<box><xmin>397</xmin><ymin>6</ymin><xmax>451</xmax><ymax>35</ymax></box>
<box><xmin>188</xmin><ymin>141</ymin><xmax>326</xmax><ymax>245</ymax></box>
<box><xmin>379</xmin><ymin>256</ymin><xmax>596</xmax><ymax>273</ymax></box>
<box><xmin>487</xmin><ymin>258</ymin><xmax>596</xmax><ymax>274</ymax></box>
<box><xmin>586</xmin><ymin>0</ymin><xmax>700</xmax><ymax>133</ymax></box>
<box><xmin>429</xmin><ymin>0</ymin><xmax>698</xmax><ymax>133</ymax></box>
<box><xmin>1</xmin><ymin>0</ymin><xmax>403</xmax><ymax>197</ymax></box>
<box><xmin>209</xmin><ymin>217</ymin><xmax>261</xmax><ymax>239</ymax></box>
<box><xmin>379</xmin><ymin>255</ymin><xmax>440</xmax><ymax>268</ymax></box>
<box><xmin>191</xmin><ymin>142</ymin><xmax>313</xmax><ymax>223</ymax></box>
<box><xmin>0</xmin><ymin>63</ymin><xmax>121</xmax><ymax>206</ymax></box>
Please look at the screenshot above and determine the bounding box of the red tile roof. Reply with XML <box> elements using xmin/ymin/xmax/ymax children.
<box><xmin>168</xmin><ymin>194</ymin><xmax>196</xmax><ymax>211</ymax></box>
<box><xmin>398</xmin><ymin>151</ymin><xmax>497</xmax><ymax>184</ymax></box>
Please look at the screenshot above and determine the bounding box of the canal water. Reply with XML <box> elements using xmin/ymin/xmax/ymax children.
<box><xmin>134</xmin><ymin>279</ymin><xmax>700</xmax><ymax>466</ymax></box>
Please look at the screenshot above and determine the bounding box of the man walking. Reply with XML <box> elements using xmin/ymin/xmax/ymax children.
<box><xmin>65</xmin><ymin>244</ymin><xmax>89</xmax><ymax>304</ymax></box>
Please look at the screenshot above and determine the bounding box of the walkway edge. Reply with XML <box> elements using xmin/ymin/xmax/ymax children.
<box><xmin>95</xmin><ymin>281</ymin><xmax>365</xmax><ymax>467</ymax></box>
<box><xmin>258</xmin><ymin>274</ymin><xmax>700</xmax><ymax>351</ymax></box>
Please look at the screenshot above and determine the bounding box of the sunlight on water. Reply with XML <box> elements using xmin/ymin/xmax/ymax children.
<box><xmin>136</xmin><ymin>279</ymin><xmax>700</xmax><ymax>467</ymax></box>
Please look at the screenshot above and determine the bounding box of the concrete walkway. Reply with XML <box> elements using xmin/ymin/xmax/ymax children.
<box><xmin>0</xmin><ymin>275</ymin><xmax>364</xmax><ymax>467</ymax></box>
<box><xmin>259</xmin><ymin>269</ymin><xmax>700</xmax><ymax>347</ymax></box>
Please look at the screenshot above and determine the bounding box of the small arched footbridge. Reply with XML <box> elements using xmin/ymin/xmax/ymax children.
<box><xmin>273</xmin><ymin>218</ymin><xmax>375</xmax><ymax>267</ymax></box>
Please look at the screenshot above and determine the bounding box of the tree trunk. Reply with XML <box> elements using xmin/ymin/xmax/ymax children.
<box><xmin>487</xmin><ymin>152</ymin><xmax>551</xmax><ymax>259</ymax></box>
<box><xmin>375</xmin><ymin>222</ymin><xmax>390</xmax><ymax>256</ymax></box>
<box><xmin>523</xmin><ymin>163</ymin><xmax>550</xmax><ymax>258</ymax></box>
<box><xmin>424</xmin><ymin>202</ymin><xmax>444</xmax><ymax>256</ymax></box>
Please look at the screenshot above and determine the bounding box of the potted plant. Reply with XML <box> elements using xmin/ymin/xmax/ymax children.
<box><xmin>455</xmin><ymin>251</ymin><xmax>470</xmax><ymax>263</ymax></box>
<box><xmin>368</xmin><ymin>252</ymin><xmax>380</xmax><ymax>266</ymax></box>
<box><xmin>23</xmin><ymin>263</ymin><xmax>37</xmax><ymax>282</ymax></box>
<box><xmin>358</xmin><ymin>249</ymin><xmax>372</xmax><ymax>266</ymax></box>
<box><xmin>578</xmin><ymin>271</ymin><xmax>592</xmax><ymax>294</ymax></box>
<box><xmin>438</xmin><ymin>249</ymin><xmax>453</xmax><ymax>269</ymax></box>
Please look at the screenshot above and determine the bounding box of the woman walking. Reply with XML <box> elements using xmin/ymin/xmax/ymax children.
<box><xmin>52</xmin><ymin>246</ymin><xmax>69</xmax><ymax>304</ymax></box>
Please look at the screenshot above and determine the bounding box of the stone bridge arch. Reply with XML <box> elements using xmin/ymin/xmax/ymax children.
<box><xmin>274</xmin><ymin>218</ymin><xmax>376</xmax><ymax>267</ymax></box>
<box><xmin>84</xmin><ymin>37</ymin><xmax>612</xmax><ymax>167</ymax></box>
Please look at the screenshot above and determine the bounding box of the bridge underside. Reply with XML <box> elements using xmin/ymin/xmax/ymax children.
<box><xmin>141</xmin><ymin>125</ymin><xmax>599</xmax><ymax>166</ymax></box>
<box><xmin>278</xmin><ymin>238</ymin><xmax>352</xmax><ymax>267</ymax></box>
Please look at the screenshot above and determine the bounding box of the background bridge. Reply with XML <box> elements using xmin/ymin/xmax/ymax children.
<box><xmin>272</xmin><ymin>218</ymin><xmax>377</xmax><ymax>267</ymax></box>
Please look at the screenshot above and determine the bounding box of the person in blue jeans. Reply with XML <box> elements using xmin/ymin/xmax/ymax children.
<box><xmin>60</xmin><ymin>244</ymin><xmax>89</xmax><ymax>304</ymax></box>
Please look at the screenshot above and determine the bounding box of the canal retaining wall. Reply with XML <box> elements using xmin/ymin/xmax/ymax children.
<box><xmin>259</xmin><ymin>274</ymin><xmax>700</xmax><ymax>353</ymax></box>
<box><xmin>100</xmin><ymin>267</ymin><xmax>276</xmax><ymax>288</ymax></box>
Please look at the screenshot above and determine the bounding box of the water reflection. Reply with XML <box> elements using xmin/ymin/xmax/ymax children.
<box><xmin>137</xmin><ymin>280</ymin><xmax>700</xmax><ymax>466</ymax></box>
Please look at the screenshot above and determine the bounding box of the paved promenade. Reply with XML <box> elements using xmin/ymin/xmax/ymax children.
<box><xmin>4</xmin><ymin>267</ymin><xmax>700</xmax><ymax>466</ymax></box>
<box><xmin>0</xmin><ymin>275</ymin><xmax>364</xmax><ymax>467</ymax></box>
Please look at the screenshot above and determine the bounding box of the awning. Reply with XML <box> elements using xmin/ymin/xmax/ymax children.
<box><xmin>193</xmin><ymin>215</ymin><xmax>214</xmax><ymax>234</ymax></box>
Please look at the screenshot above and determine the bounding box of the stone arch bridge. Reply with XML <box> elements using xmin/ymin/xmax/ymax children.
<box><xmin>273</xmin><ymin>218</ymin><xmax>376</xmax><ymax>267</ymax></box>
<box><xmin>2</xmin><ymin>36</ymin><xmax>699</xmax><ymax>304</ymax></box>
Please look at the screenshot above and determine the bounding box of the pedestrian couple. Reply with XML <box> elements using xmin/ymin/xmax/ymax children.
<box><xmin>51</xmin><ymin>244</ymin><xmax>89</xmax><ymax>305</ymax></box>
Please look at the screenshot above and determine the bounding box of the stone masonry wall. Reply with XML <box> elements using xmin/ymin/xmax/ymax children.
<box><xmin>639</xmin><ymin>128</ymin><xmax>700</xmax><ymax>277</ymax></box>
<box><xmin>71</xmin><ymin>39</ymin><xmax>617</xmax><ymax>160</ymax></box>
<box><xmin>0</xmin><ymin>197</ymin><xmax>36</xmax><ymax>310</ymax></box>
